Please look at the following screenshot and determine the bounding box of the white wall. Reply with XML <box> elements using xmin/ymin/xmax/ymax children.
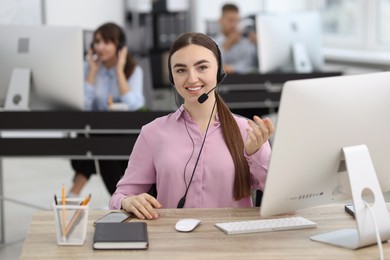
<box><xmin>0</xmin><ymin>0</ymin><xmax>41</xmax><ymax>25</ymax></box>
<box><xmin>189</xmin><ymin>0</ymin><xmax>264</xmax><ymax>33</ymax></box>
<box><xmin>0</xmin><ymin>0</ymin><xmax>127</xmax><ymax>30</ymax></box>
<box><xmin>44</xmin><ymin>0</ymin><xmax>126</xmax><ymax>30</ymax></box>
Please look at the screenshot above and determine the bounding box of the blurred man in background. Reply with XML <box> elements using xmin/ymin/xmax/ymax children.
<box><xmin>213</xmin><ymin>3</ymin><xmax>258</xmax><ymax>74</ymax></box>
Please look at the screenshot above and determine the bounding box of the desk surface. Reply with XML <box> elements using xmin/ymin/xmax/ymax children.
<box><xmin>20</xmin><ymin>204</ymin><xmax>387</xmax><ymax>259</ymax></box>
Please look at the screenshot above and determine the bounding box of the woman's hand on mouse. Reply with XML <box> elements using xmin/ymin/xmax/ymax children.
<box><xmin>121</xmin><ymin>193</ymin><xmax>162</xmax><ymax>220</ymax></box>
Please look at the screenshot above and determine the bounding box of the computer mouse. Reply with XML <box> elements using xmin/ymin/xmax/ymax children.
<box><xmin>175</xmin><ymin>218</ymin><xmax>201</xmax><ymax>232</ymax></box>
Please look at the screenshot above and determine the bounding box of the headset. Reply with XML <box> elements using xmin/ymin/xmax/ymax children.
<box><xmin>168</xmin><ymin>40</ymin><xmax>226</xmax><ymax>208</ymax></box>
<box><xmin>117</xmin><ymin>26</ymin><xmax>127</xmax><ymax>50</ymax></box>
<box><xmin>168</xmin><ymin>41</ymin><xmax>226</xmax><ymax>87</ymax></box>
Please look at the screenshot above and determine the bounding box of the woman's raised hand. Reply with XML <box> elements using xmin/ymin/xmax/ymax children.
<box><xmin>245</xmin><ymin>115</ymin><xmax>275</xmax><ymax>156</ymax></box>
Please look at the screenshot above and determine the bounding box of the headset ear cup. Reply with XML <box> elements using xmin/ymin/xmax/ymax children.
<box><xmin>114</xmin><ymin>30</ymin><xmax>126</xmax><ymax>55</ymax></box>
<box><xmin>119</xmin><ymin>36</ymin><xmax>126</xmax><ymax>50</ymax></box>
<box><xmin>219</xmin><ymin>72</ymin><xmax>227</xmax><ymax>84</ymax></box>
<box><xmin>119</xmin><ymin>25</ymin><xmax>127</xmax><ymax>50</ymax></box>
<box><xmin>217</xmin><ymin>68</ymin><xmax>226</xmax><ymax>83</ymax></box>
<box><xmin>119</xmin><ymin>41</ymin><xmax>126</xmax><ymax>49</ymax></box>
<box><xmin>215</xmin><ymin>41</ymin><xmax>225</xmax><ymax>84</ymax></box>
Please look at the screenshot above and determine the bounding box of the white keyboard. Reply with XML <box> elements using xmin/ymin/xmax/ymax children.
<box><xmin>215</xmin><ymin>216</ymin><xmax>317</xmax><ymax>235</ymax></box>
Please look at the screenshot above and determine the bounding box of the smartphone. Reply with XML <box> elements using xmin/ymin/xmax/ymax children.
<box><xmin>94</xmin><ymin>212</ymin><xmax>131</xmax><ymax>226</ymax></box>
<box><xmin>344</xmin><ymin>203</ymin><xmax>355</xmax><ymax>218</ymax></box>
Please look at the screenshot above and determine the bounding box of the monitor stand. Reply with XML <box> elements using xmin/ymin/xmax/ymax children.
<box><xmin>4</xmin><ymin>68</ymin><xmax>31</xmax><ymax>110</ymax></box>
<box><xmin>311</xmin><ymin>144</ymin><xmax>390</xmax><ymax>249</ymax></box>
<box><xmin>292</xmin><ymin>42</ymin><xmax>313</xmax><ymax>73</ymax></box>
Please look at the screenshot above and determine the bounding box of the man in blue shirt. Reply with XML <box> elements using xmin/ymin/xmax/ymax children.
<box><xmin>213</xmin><ymin>3</ymin><xmax>258</xmax><ymax>74</ymax></box>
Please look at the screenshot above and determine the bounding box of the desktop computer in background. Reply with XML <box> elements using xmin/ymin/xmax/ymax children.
<box><xmin>260</xmin><ymin>71</ymin><xmax>390</xmax><ymax>249</ymax></box>
<box><xmin>0</xmin><ymin>25</ymin><xmax>84</xmax><ymax>111</ymax></box>
<box><xmin>256</xmin><ymin>12</ymin><xmax>324</xmax><ymax>74</ymax></box>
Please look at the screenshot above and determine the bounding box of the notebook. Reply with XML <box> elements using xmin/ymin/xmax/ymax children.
<box><xmin>93</xmin><ymin>222</ymin><xmax>148</xmax><ymax>250</ymax></box>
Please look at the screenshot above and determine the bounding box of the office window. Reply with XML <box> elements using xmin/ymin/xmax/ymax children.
<box><xmin>263</xmin><ymin>0</ymin><xmax>390</xmax><ymax>63</ymax></box>
<box><xmin>317</xmin><ymin>0</ymin><xmax>364</xmax><ymax>48</ymax></box>
<box><xmin>318</xmin><ymin>0</ymin><xmax>390</xmax><ymax>51</ymax></box>
<box><xmin>320</xmin><ymin>0</ymin><xmax>359</xmax><ymax>35</ymax></box>
<box><xmin>377</xmin><ymin>0</ymin><xmax>390</xmax><ymax>46</ymax></box>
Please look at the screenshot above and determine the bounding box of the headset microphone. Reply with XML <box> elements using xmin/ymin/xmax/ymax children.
<box><xmin>197</xmin><ymin>73</ymin><xmax>227</xmax><ymax>104</ymax></box>
<box><xmin>197</xmin><ymin>92</ymin><xmax>211</xmax><ymax>104</ymax></box>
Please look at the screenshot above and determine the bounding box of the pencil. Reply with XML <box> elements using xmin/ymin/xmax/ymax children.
<box><xmin>64</xmin><ymin>194</ymin><xmax>91</xmax><ymax>237</ymax></box>
<box><xmin>80</xmin><ymin>193</ymin><xmax>91</xmax><ymax>206</ymax></box>
<box><xmin>61</xmin><ymin>184</ymin><xmax>66</xmax><ymax>241</ymax></box>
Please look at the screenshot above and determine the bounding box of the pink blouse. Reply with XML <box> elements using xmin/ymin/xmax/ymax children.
<box><xmin>110</xmin><ymin>107</ymin><xmax>271</xmax><ymax>209</ymax></box>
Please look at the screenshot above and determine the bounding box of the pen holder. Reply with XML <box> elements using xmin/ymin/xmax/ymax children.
<box><xmin>53</xmin><ymin>198</ymin><xmax>89</xmax><ymax>246</ymax></box>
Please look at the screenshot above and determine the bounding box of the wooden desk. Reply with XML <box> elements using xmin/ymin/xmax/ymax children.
<box><xmin>20</xmin><ymin>204</ymin><xmax>388</xmax><ymax>259</ymax></box>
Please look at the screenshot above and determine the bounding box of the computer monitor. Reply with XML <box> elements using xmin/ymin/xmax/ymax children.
<box><xmin>256</xmin><ymin>12</ymin><xmax>324</xmax><ymax>74</ymax></box>
<box><xmin>260</xmin><ymin>71</ymin><xmax>390</xmax><ymax>249</ymax></box>
<box><xmin>0</xmin><ymin>25</ymin><xmax>84</xmax><ymax>110</ymax></box>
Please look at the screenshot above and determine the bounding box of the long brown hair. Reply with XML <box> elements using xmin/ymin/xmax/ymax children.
<box><xmin>93</xmin><ymin>22</ymin><xmax>136</xmax><ymax>79</ymax></box>
<box><xmin>168</xmin><ymin>32</ymin><xmax>251</xmax><ymax>200</ymax></box>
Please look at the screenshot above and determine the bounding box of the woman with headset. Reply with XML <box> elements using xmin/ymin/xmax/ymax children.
<box><xmin>69</xmin><ymin>22</ymin><xmax>145</xmax><ymax>197</ymax></box>
<box><xmin>110</xmin><ymin>32</ymin><xmax>274</xmax><ymax>219</ymax></box>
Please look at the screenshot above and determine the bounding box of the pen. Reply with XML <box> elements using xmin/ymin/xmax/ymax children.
<box><xmin>54</xmin><ymin>194</ymin><xmax>58</xmax><ymax>205</ymax></box>
<box><xmin>61</xmin><ymin>184</ymin><xmax>66</xmax><ymax>241</ymax></box>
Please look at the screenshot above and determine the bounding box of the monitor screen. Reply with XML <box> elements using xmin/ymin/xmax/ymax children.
<box><xmin>260</xmin><ymin>71</ymin><xmax>390</xmax><ymax>218</ymax></box>
<box><xmin>256</xmin><ymin>12</ymin><xmax>324</xmax><ymax>74</ymax></box>
<box><xmin>0</xmin><ymin>25</ymin><xmax>84</xmax><ymax>110</ymax></box>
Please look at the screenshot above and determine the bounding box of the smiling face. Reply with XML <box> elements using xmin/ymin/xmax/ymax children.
<box><xmin>170</xmin><ymin>44</ymin><xmax>219</xmax><ymax>105</ymax></box>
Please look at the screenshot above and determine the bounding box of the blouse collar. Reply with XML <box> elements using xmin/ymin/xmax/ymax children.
<box><xmin>173</xmin><ymin>105</ymin><xmax>220</xmax><ymax>124</ymax></box>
